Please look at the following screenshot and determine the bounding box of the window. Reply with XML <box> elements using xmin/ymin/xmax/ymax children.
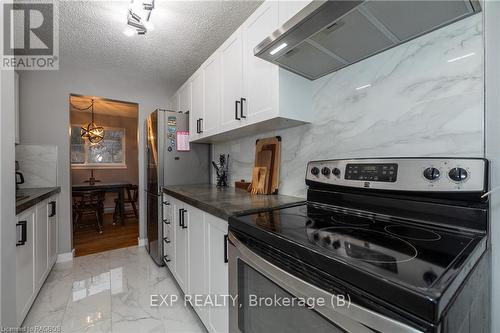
<box><xmin>71</xmin><ymin>125</ymin><xmax>126</xmax><ymax>169</ymax></box>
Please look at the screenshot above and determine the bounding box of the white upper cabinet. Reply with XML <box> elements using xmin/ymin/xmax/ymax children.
<box><xmin>179</xmin><ymin>83</ymin><xmax>191</xmax><ymax>114</ymax></box>
<box><xmin>190</xmin><ymin>70</ymin><xmax>204</xmax><ymax>142</ymax></box>
<box><xmin>278</xmin><ymin>0</ymin><xmax>313</xmax><ymax>25</ymax></box>
<box><xmin>202</xmin><ymin>51</ymin><xmax>222</xmax><ymax>136</ymax></box>
<box><xmin>220</xmin><ymin>28</ymin><xmax>244</xmax><ymax>131</ymax></box>
<box><xmin>242</xmin><ymin>1</ymin><xmax>280</xmax><ymax>124</ymax></box>
<box><xmin>173</xmin><ymin>0</ymin><xmax>312</xmax><ymax>143</ymax></box>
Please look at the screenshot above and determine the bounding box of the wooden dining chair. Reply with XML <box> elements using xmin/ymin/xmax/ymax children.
<box><xmin>72</xmin><ymin>190</ymin><xmax>106</xmax><ymax>234</ymax></box>
<box><xmin>113</xmin><ymin>185</ymin><xmax>138</xmax><ymax>223</ymax></box>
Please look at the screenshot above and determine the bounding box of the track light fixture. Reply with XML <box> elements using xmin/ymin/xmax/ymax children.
<box><xmin>126</xmin><ymin>0</ymin><xmax>155</xmax><ymax>36</ymax></box>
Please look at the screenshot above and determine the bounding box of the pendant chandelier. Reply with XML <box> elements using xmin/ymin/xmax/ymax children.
<box><xmin>80</xmin><ymin>99</ymin><xmax>104</xmax><ymax>145</ymax></box>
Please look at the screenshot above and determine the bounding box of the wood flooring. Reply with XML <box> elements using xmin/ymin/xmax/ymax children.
<box><xmin>73</xmin><ymin>212</ymin><xmax>139</xmax><ymax>257</ymax></box>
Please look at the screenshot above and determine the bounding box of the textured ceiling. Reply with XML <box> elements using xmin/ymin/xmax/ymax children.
<box><xmin>59</xmin><ymin>0</ymin><xmax>262</xmax><ymax>95</ymax></box>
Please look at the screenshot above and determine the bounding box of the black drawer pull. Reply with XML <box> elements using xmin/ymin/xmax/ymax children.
<box><xmin>240</xmin><ymin>98</ymin><xmax>246</xmax><ymax>119</ymax></box>
<box><xmin>162</xmin><ymin>201</ymin><xmax>170</xmax><ymax>206</ymax></box>
<box><xmin>235</xmin><ymin>100</ymin><xmax>241</xmax><ymax>120</ymax></box>
<box><xmin>179</xmin><ymin>209</ymin><xmax>184</xmax><ymax>227</ymax></box>
<box><xmin>16</xmin><ymin>220</ymin><xmax>27</xmax><ymax>246</ymax></box>
<box><xmin>162</xmin><ymin>219</ymin><xmax>170</xmax><ymax>225</ymax></box>
<box><xmin>49</xmin><ymin>201</ymin><xmax>56</xmax><ymax>217</ymax></box>
<box><xmin>163</xmin><ymin>255</ymin><xmax>171</xmax><ymax>263</ymax></box>
<box><xmin>224</xmin><ymin>234</ymin><xmax>228</xmax><ymax>263</ymax></box>
<box><xmin>162</xmin><ymin>237</ymin><xmax>170</xmax><ymax>244</ymax></box>
<box><xmin>182</xmin><ymin>209</ymin><xmax>187</xmax><ymax>229</ymax></box>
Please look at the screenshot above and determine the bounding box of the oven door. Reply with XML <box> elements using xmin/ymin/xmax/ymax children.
<box><xmin>228</xmin><ymin>231</ymin><xmax>423</xmax><ymax>333</ymax></box>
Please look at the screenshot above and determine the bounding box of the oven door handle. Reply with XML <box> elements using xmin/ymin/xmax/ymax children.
<box><xmin>228</xmin><ymin>232</ymin><xmax>422</xmax><ymax>333</ymax></box>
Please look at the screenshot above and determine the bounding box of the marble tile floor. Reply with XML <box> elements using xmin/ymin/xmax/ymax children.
<box><xmin>22</xmin><ymin>246</ymin><xmax>207</xmax><ymax>333</ymax></box>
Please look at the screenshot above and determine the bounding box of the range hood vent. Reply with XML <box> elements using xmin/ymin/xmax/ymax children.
<box><xmin>255</xmin><ymin>0</ymin><xmax>481</xmax><ymax>80</ymax></box>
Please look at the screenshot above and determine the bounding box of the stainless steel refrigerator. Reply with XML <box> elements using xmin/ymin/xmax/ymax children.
<box><xmin>145</xmin><ymin>109</ymin><xmax>209</xmax><ymax>265</ymax></box>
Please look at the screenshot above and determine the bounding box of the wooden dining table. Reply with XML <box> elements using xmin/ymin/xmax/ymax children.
<box><xmin>72</xmin><ymin>182</ymin><xmax>133</xmax><ymax>225</ymax></box>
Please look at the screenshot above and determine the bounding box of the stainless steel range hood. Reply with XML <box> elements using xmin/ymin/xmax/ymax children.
<box><xmin>255</xmin><ymin>0</ymin><xmax>481</xmax><ymax>80</ymax></box>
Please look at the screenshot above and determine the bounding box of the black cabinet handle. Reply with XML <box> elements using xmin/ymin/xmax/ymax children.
<box><xmin>162</xmin><ymin>237</ymin><xmax>171</xmax><ymax>244</ymax></box>
<box><xmin>49</xmin><ymin>201</ymin><xmax>56</xmax><ymax>217</ymax></box>
<box><xmin>224</xmin><ymin>234</ymin><xmax>228</xmax><ymax>263</ymax></box>
<box><xmin>16</xmin><ymin>220</ymin><xmax>27</xmax><ymax>246</ymax></box>
<box><xmin>163</xmin><ymin>255</ymin><xmax>171</xmax><ymax>263</ymax></box>
<box><xmin>162</xmin><ymin>201</ymin><xmax>170</xmax><ymax>206</ymax></box>
<box><xmin>179</xmin><ymin>208</ymin><xmax>184</xmax><ymax>227</ymax></box>
<box><xmin>182</xmin><ymin>209</ymin><xmax>187</xmax><ymax>229</ymax></box>
<box><xmin>162</xmin><ymin>218</ymin><xmax>170</xmax><ymax>225</ymax></box>
<box><xmin>199</xmin><ymin>119</ymin><xmax>203</xmax><ymax>133</ymax></box>
<box><xmin>240</xmin><ymin>98</ymin><xmax>246</xmax><ymax>118</ymax></box>
<box><xmin>196</xmin><ymin>119</ymin><xmax>200</xmax><ymax>133</ymax></box>
<box><xmin>235</xmin><ymin>100</ymin><xmax>241</xmax><ymax>120</ymax></box>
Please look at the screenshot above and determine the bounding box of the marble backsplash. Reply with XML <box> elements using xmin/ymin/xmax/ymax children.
<box><xmin>16</xmin><ymin>145</ymin><xmax>58</xmax><ymax>188</ymax></box>
<box><xmin>213</xmin><ymin>14</ymin><xmax>484</xmax><ymax>198</ymax></box>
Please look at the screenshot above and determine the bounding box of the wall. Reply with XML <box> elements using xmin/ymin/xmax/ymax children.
<box><xmin>213</xmin><ymin>14</ymin><xmax>484</xmax><ymax>198</ymax></box>
<box><xmin>16</xmin><ymin>145</ymin><xmax>58</xmax><ymax>188</ymax></box>
<box><xmin>70</xmin><ymin>111</ymin><xmax>139</xmax><ymax>209</ymax></box>
<box><xmin>19</xmin><ymin>66</ymin><xmax>169</xmax><ymax>255</ymax></box>
<box><xmin>0</xmin><ymin>64</ymin><xmax>18</xmax><ymax>326</ymax></box>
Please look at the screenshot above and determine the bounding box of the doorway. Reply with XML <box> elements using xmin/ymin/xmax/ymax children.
<box><xmin>69</xmin><ymin>94</ymin><xmax>139</xmax><ymax>256</ymax></box>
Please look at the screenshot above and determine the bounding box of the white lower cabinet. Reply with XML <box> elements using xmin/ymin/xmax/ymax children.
<box><xmin>163</xmin><ymin>194</ymin><xmax>229</xmax><ymax>333</ymax></box>
<box><xmin>15</xmin><ymin>208</ymin><xmax>35</xmax><ymax>326</ymax></box>
<box><xmin>15</xmin><ymin>193</ymin><xmax>59</xmax><ymax>326</ymax></box>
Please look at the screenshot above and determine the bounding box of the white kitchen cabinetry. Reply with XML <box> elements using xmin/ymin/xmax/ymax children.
<box><xmin>206</xmin><ymin>214</ymin><xmax>229</xmax><ymax>333</ymax></box>
<box><xmin>34</xmin><ymin>200</ymin><xmax>49</xmax><ymax>287</ymax></box>
<box><xmin>172</xmin><ymin>198</ymin><xmax>189</xmax><ymax>292</ymax></box>
<box><xmin>220</xmin><ymin>28</ymin><xmax>244</xmax><ymax>131</ymax></box>
<box><xmin>15</xmin><ymin>208</ymin><xmax>35</xmax><ymax>326</ymax></box>
<box><xmin>179</xmin><ymin>83</ymin><xmax>191</xmax><ymax>114</ymax></box>
<box><xmin>16</xmin><ymin>193</ymin><xmax>59</xmax><ymax>326</ymax></box>
<box><xmin>187</xmin><ymin>206</ymin><xmax>208</xmax><ymax>321</ymax></box>
<box><xmin>201</xmin><ymin>51</ymin><xmax>222</xmax><ymax>136</ymax></box>
<box><xmin>172</xmin><ymin>0</ymin><xmax>312</xmax><ymax>143</ymax></box>
<box><xmin>190</xmin><ymin>70</ymin><xmax>204</xmax><ymax>142</ymax></box>
<box><xmin>163</xmin><ymin>195</ymin><xmax>229</xmax><ymax>333</ymax></box>
<box><xmin>48</xmin><ymin>196</ymin><xmax>58</xmax><ymax>267</ymax></box>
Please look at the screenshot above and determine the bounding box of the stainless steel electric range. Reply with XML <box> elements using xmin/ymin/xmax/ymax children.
<box><xmin>228</xmin><ymin>158</ymin><xmax>490</xmax><ymax>333</ymax></box>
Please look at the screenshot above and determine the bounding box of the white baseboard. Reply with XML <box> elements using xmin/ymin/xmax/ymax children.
<box><xmin>138</xmin><ymin>237</ymin><xmax>147</xmax><ymax>247</ymax></box>
<box><xmin>56</xmin><ymin>249</ymin><xmax>75</xmax><ymax>263</ymax></box>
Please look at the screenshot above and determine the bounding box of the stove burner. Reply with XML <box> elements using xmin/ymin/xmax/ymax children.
<box><xmin>384</xmin><ymin>225</ymin><xmax>442</xmax><ymax>241</ymax></box>
<box><xmin>311</xmin><ymin>227</ymin><xmax>418</xmax><ymax>264</ymax></box>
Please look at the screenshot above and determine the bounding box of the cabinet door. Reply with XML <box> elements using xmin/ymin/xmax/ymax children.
<box><xmin>202</xmin><ymin>51</ymin><xmax>222</xmax><ymax>135</ymax></box>
<box><xmin>242</xmin><ymin>1</ymin><xmax>279</xmax><ymax>123</ymax></box>
<box><xmin>35</xmin><ymin>201</ymin><xmax>49</xmax><ymax>286</ymax></box>
<box><xmin>48</xmin><ymin>196</ymin><xmax>58</xmax><ymax>267</ymax></box>
<box><xmin>190</xmin><ymin>70</ymin><xmax>204</xmax><ymax>142</ymax></box>
<box><xmin>173</xmin><ymin>200</ymin><xmax>188</xmax><ymax>292</ymax></box>
<box><xmin>206</xmin><ymin>215</ymin><xmax>229</xmax><ymax>333</ymax></box>
<box><xmin>179</xmin><ymin>83</ymin><xmax>191</xmax><ymax>114</ymax></box>
<box><xmin>187</xmin><ymin>206</ymin><xmax>207</xmax><ymax>321</ymax></box>
<box><xmin>220</xmin><ymin>29</ymin><xmax>244</xmax><ymax>131</ymax></box>
<box><xmin>16</xmin><ymin>208</ymin><xmax>35</xmax><ymax>325</ymax></box>
<box><xmin>278</xmin><ymin>0</ymin><xmax>313</xmax><ymax>25</ymax></box>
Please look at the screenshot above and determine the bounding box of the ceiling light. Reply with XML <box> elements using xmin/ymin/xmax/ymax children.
<box><xmin>355</xmin><ymin>84</ymin><xmax>371</xmax><ymax>90</ymax></box>
<box><xmin>447</xmin><ymin>52</ymin><xmax>475</xmax><ymax>63</ymax></box>
<box><xmin>269</xmin><ymin>43</ymin><xmax>288</xmax><ymax>56</ymax></box>
<box><xmin>80</xmin><ymin>99</ymin><xmax>105</xmax><ymax>145</ymax></box>
<box><xmin>126</xmin><ymin>0</ymin><xmax>154</xmax><ymax>36</ymax></box>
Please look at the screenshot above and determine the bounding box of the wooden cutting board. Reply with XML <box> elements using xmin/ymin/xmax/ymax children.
<box><xmin>254</xmin><ymin>136</ymin><xmax>281</xmax><ymax>194</ymax></box>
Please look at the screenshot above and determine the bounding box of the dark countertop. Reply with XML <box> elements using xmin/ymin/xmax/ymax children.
<box><xmin>16</xmin><ymin>187</ymin><xmax>61</xmax><ymax>215</ymax></box>
<box><xmin>163</xmin><ymin>184</ymin><xmax>305</xmax><ymax>220</ymax></box>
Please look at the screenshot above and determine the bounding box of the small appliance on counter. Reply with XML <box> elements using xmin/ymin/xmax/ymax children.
<box><xmin>144</xmin><ymin>109</ymin><xmax>210</xmax><ymax>266</ymax></box>
<box><xmin>15</xmin><ymin>160</ymin><xmax>24</xmax><ymax>189</ymax></box>
<box><xmin>229</xmin><ymin>158</ymin><xmax>489</xmax><ymax>333</ymax></box>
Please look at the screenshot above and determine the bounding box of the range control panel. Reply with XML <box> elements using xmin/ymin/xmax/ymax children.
<box><xmin>306</xmin><ymin>158</ymin><xmax>487</xmax><ymax>192</ymax></box>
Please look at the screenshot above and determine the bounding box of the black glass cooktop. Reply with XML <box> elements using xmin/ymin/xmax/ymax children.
<box><xmin>232</xmin><ymin>203</ymin><xmax>478</xmax><ymax>290</ymax></box>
